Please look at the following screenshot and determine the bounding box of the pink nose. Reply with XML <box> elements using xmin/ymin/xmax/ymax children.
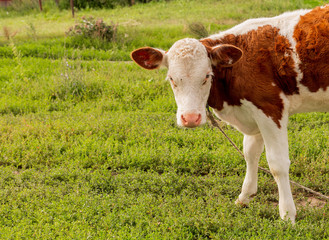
<box><xmin>181</xmin><ymin>113</ymin><xmax>202</xmax><ymax>128</ymax></box>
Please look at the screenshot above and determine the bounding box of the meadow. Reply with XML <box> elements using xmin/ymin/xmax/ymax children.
<box><xmin>0</xmin><ymin>0</ymin><xmax>328</xmax><ymax>239</ymax></box>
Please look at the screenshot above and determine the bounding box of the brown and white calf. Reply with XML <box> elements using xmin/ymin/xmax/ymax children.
<box><xmin>131</xmin><ymin>6</ymin><xmax>329</xmax><ymax>223</ymax></box>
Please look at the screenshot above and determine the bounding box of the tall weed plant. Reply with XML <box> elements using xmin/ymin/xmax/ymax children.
<box><xmin>67</xmin><ymin>16</ymin><xmax>118</xmax><ymax>42</ymax></box>
<box><xmin>53</xmin><ymin>54</ymin><xmax>103</xmax><ymax>102</ymax></box>
<box><xmin>65</xmin><ymin>16</ymin><xmax>119</xmax><ymax>55</ymax></box>
<box><xmin>3</xmin><ymin>27</ymin><xmax>28</xmax><ymax>83</ymax></box>
<box><xmin>26</xmin><ymin>22</ymin><xmax>37</xmax><ymax>41</ymax></box>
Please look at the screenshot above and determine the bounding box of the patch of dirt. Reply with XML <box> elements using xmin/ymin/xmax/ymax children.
<box><xmin>268</xmin><ymin>195</ymin><xmax>327</xmax><ymax>208</ymax></box>
<box><xmin>297</xmin><ymin>196</ymin><xmax>327</xmax><ymax>208</ymax></box>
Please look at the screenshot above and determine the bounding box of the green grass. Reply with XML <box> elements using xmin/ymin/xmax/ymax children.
<box><xmin>0</xmin><ymin>0</ymin><xmax>328</xmax><ymax>239</ymax></box>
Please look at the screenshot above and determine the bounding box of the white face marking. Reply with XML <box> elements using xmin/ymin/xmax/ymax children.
<box><xmin>166</xmin><ymin>38</ymin><xmax>213</xmax><ymax>127</ymax></box>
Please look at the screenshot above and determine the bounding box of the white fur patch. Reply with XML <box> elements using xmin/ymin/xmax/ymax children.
<box><xmin>288</xmin><ymin>85</ymin><xmax>329</xmax><ymax>114</ymax></box>
<box><xmin>168</xmin><ymin>38</ymin><xmax>208</xmax><ymax>60</ymax></box>
<box><xmin>208</xmin><ymin>9</ymin><xmax>310</xmax><ymax>40</ymax></box>
<box><xmin>166</xmin><ymin>39</ymin><xmax>212</xmax><ymax>127</ymax></box>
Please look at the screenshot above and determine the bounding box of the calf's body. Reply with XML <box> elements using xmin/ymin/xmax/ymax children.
<box><xmin>131</xmin><ymin>6</ymin><xmax>329</xmax><ymax>223</ymax></box>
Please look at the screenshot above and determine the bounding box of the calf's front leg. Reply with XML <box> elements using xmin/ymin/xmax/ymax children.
<box><xmin>235</xmin><ymin>133</ymin><xmax>264</xmax><ymax>206</ymax></box>
<box><xmin>257</xmin><ymin>117</ymin><xmax>296</xmax><ymax>223</ymax></box>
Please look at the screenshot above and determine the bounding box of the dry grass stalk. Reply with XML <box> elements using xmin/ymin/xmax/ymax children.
<box><xmin>3</xmin><ymin>26</ymin><xmax>18</xmax><ymax>40</ymax></box>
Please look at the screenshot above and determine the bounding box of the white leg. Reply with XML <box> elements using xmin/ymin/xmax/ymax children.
<box><xmin>236</xmin><ymin>133</ymin><xmax>264</xmax><ymax>205</ymax></box>
<box><xmin>257</xmin><ymin>116</ymin><xmax>296</xmax><ymax>223</ymax></box>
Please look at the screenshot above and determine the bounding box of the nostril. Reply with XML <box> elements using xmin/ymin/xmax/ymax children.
<box><xmin>195</xmin><ymin>114</ymin><xmax>201</xmax><ymax>125</ymax></box>
<box><xmin>196</xmin><ymin>114</ymin><xmax>201</xmax><ymax>123</ymax></box>
<box><xmin>181</xmin><ymin>114</ymin><xmax>187</xmax><ymax>124</ymax></box>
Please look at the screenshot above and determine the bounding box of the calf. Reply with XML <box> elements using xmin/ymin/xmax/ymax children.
<box><xmin>131</xmin><ymin>6</ymin><xmax>329</xmax><ymax>223</ymax></box>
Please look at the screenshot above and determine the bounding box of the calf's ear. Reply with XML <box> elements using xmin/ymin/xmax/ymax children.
<box><xmin>131</xmin><ymin>47</ymin><xmax>168</xmax><ymax>70</ymax></box>
<box><xmin>209</xmin><ymin>44</ymin><xmax>243</xmax><ymax>67</ymax></box>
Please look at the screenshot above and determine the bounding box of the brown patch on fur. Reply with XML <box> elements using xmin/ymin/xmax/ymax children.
<box><xmin>210</xmin><ymin>44</ymin><xmax>243</xmax><ymax>67</ymax></box>
<box><xmin>294</xmin><ymin>6</ymin><xmax>329</xmax><ymax>92</ymax></box>
<box><xmin>201</xmin><ymin>25</ymin><xmax>298</xmax><ymax>127</ymax></box>
<box><xmin>130</xmin><ymin>47</ymin><xmax>163</xmax><ymax>70</ymax></box>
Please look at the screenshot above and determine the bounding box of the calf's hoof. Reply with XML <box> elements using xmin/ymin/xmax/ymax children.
<box><xmin>235</xmin><ymin>198</ymin><xmax>248</xmax><ymax>207</ymax></box>
<box><xmin>235</xmin><ymin>193</ymin><xmax>257</xmax><ymax>207</ymax></box>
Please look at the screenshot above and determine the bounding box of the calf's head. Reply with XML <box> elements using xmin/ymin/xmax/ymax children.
<box><xmin>131</xmin><ymin>38</ymin><xmax>242</xmax><ymax>128</ymax></box>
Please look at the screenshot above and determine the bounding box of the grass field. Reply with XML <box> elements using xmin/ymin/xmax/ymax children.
<box><xmin>0</xmin><ymin>0</ymin><xmax>328</xmax><ymax>239</ymax></box>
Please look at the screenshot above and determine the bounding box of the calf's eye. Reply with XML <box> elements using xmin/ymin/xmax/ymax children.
<box><xmin>169</xmin><ymin>77</ymin><xmax>177</xmax><ymax>87</ymax></box>
<box><xmin>202</xmin><ymin>74</ymin><xmax>212</xmax><ymax>86</ymax></box>
<box><xmin>202</xmin><ymin>75</ymin><xmax>210</xmax><ymax>85</ymax></box>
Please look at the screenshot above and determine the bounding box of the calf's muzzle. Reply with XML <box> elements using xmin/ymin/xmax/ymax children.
<box><xmin>181</xmin><ymin>113</ymin><xmax>202</xmax><ymax>128</ymax></box>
